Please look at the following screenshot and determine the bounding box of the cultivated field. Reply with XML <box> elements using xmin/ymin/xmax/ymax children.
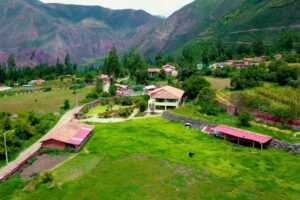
<box><xmin>1</xmin><ymin>118</ymin><xmax>299</xmax><ymax>199</ymax></box>
<box><xmin>0</xmin><ymin>87</ymin><xmax>92</xmax><ymax>113</ymax></box>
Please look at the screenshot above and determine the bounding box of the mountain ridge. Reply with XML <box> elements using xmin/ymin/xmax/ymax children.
<box><xmin>0</xmin><ymin>0</ymin><xmax>162</xmax><ymax>66</ymax></box>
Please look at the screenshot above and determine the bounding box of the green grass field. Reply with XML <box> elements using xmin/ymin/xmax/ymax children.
<box><xmin>0</xmin><ymin>87</ymin><xmax>92</xmax><ymax>114</ymax></box>
<box><xmin>1</xmin><ymin>118</ymin><xmax>299</xmax><ymax>199</ymax></box>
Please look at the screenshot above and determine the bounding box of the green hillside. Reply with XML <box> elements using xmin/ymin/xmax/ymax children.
<box><xmin>141</xmin><ymin>0</ymin><xmax>300</xmax><ymax>57</ymax></box>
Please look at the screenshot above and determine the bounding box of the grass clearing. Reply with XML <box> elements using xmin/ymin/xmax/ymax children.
<box><xmin>0</xmin><ymin>87</ymin><xmax>92</xmax><ymax>113</ymax></box>
<box><xmin>1</xmin><ymin>118</ymin><xmax>299</xmax><ymax>199</ymax></box>
<box><xmin>204</xmin><ymin>76</ymin><xmax>231</xmax><ymax>90</ymax></box>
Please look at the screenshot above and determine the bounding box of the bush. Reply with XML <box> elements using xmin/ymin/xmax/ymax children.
<box><xmin>239</xmin><ymin>110</ymin><xmax>253</xmax><ymax>127</ymax></box>
<box><xmin>137</xmin><ymin>100</ymin><xmax>147</xmax><ymax>112</ymax></box>
<box><xmin>200</xmin><ymin>103</ymin><xmax>222</xmax><ymax>116</ymax></box>
<box><xmin>61</xmin><ymin>99</ymin><xmax>70</xmax><ymax>110</ymax></box>
<box><xmin>40</xmin><ymin>171</ymin><xmax>54</xmax><ymax>183</ymax></box>
<box><xmin>121</xmin><ymin>97</ymin><xmax>133</xmax><ymax>106</ymax></box>
<box><xmin>42</xmin><ymin>87</ymin><xmax>52</xmax><ymax>92</ymax></box>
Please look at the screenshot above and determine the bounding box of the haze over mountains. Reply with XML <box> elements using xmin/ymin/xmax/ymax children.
<box><xmin>0</xmin><ymin>0</ymin><xmax>300</xmax><ymax>66</ymax></box>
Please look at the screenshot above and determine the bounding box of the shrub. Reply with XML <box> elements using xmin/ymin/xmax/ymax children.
<box><xmin>137</xmin><ymin>100</ymin><xmax>147</xmax><ymax>112</ymax></box>
<box><xmin>121</xmin><ymin>97</ymin><xmax>133</xmax><ymax>106</ymax></box>
<box><xmin>40</xmin><ymin>171</ymin><xmax>54</xmax><ymax>183</ymax></box>
<box><xmin>61</xmin><ymin>99</ymin><xmax>70</xmax><ymax>110</ymax></box>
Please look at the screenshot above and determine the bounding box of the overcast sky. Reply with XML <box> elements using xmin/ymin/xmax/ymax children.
<box><xmin>40</xmin><ymin>0</ymin><xmax>194</xmax><ymax>16</ymax></box>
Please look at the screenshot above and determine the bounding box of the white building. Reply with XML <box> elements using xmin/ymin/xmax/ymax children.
<box><xmin>148</xmin><ymin>85</ymin><xmax>185</xmax><ymax>113</ymax></box>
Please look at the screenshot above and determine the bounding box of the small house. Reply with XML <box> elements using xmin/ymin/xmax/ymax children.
<box><xmin>162</xmin><ymin>65</ymin><xmax>176</xmax><ymax>74</ymax></box>
<box><xmin>144</xmin><ymin>85</ymin><xmax>158</xmax><ymax>94</ymax></box>
<box><xmin>148</xmin><ymin>85</ymin><xmax>185</xmax><ymax>113</ymax></box>
<box><xmin>41</xmin><ymin>123</ymin><xmax>95</xmax><ymax>150</ymax></box>
<box><xmin>148</xmin><ymin>68</ymin><xmax>161</xmax><ymax>77</ymax></box>
<box><xmin>28</xmin><ymin>79</ymin><xmax>46</xmax><ymax>86</ymax></box>
<box><xmin>213</xmin><ymin>125</ymin><xmax>272</xmax><ymax>149</ymax></box>
<box><xmin>97</xmin><ymin>74</ymin><xmax>110</xmax><ymax>83</ymax></box>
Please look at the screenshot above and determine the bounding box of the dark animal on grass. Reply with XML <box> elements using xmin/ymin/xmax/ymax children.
<box><xmin>189</xmin><ymin>152</ymin><xmax>195</xmax><ymax>158</ymax></box>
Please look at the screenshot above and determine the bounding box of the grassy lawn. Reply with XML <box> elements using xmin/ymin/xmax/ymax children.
<box><xmin>170</xmin><ymin>103</ymin><xmax>300</xmax><ymax>143</ymax></box>
<box><xmin>1</xmin><ymin>118</ymin><xmax>299</xmax><ymax>199</ymax></box>
<box><xmin>86</xmin><ymin>105</ymin><xmax>128</xmax><ymax>117</ymax></box>
<box><xmin>204</xmin><ymin>76</ymin><xmax>231</xmax><ymax>90</ymax></box>
<box><xmin>0</xmin><ymin>87</ymin><xmax>92</xmax><ymax>114</ymax></box>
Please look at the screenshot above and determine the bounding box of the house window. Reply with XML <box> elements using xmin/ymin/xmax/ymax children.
<box><xmin>156</xmin><ymin>99</ymin><xmax>165</xmax><ymax>103</ymax></box>
<box><xmin>156</xmin><ymin>106</ymin><xmax>165</xmax><ymax>110</ymax></box>
<box><xmin>166</xmin><ymin>99</ymin><xmax>176</xmax><ymax>103</ymax></box>
<box><xmin>166</xmin><ymin>106</ymin><xmax>176</xmax><ymax>110</ymax></box>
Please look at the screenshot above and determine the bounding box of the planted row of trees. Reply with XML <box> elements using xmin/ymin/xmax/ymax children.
<box><xmin>0</xmin><ymin>55</ymin><xmax>78</xmax><ymax>86</ymax></box>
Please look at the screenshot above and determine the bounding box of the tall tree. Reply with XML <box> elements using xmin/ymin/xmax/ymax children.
<box><xmin>103</xmin><ymin>45</ymin><xmax>121</xmax><ymax>79</ymax></box>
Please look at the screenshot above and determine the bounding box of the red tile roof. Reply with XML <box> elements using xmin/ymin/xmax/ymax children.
<box><xmin>214</xmin><ymin>125</ymin><xmax>272</xmax><ymax>144</ymax></box>
<box><xmin>42</xmin><ymin>123</ymin><xmax>94</xmax><ymax>146</ymax></box>
<box><xmin>150</xmin><ymin>85</ymin><xmax>184</xmax><ymax>100</ymax></box>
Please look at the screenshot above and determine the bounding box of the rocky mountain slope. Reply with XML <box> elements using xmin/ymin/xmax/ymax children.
<box><xmin>1</xmin><ymin>0</ymin><xmax>299</xmax><ymax>65</ymax></box>
<box><xmin>0</xmin><ymin>0</ymin><xmax>162</xmax><ymax>65</ymax></box>
<box><xmin>140</xmin><ymin>0</ymin><xmax>300</xmax><ymax>57</ymax></box>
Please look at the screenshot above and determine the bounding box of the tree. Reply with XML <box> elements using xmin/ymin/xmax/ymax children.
<box><xmin>279</xmin><ymin>31</ymin><xmax>298</xmax><ymax>51</ymax></box>
<box><xmin>184</xmin><ymin>76</ymin><xmax>210</xmax><ymax>100</ymax></box>
<box><xmin>62</xmin><ymin>99</ymin><xmax>70</xmax><ymax>110</ymax></box>
<box><xmin>122</xmin><ymin>50</ymin><xmax>146</xmax><ymax>80</ymax></box>
<box><xmin>252</xmin><ymin>40</ymin><xmax>265</xmax><ymax>56</ymax></box>
<box><xmin>103</xmin><ymin>45</ymin><xmax>121</xmax><ymax>79</ymax></box>
<box><xmin>155</xmin><ymin>52</ymin><xmax>164</xmax><ymax>67</ymax></box>
<box><xmin>109</xmin><ymin>84</ymin><xmax>117</xmax><ymax>97</ymax></box>
<box><xmin>239</xmin><ymin>109</ymin><xmax>253</xmax><ymax>127</ymax></box>
<box><xmin>196</xmin><ymin>87</ymin><xmax>216</xmax><ymax>105</ymax></box>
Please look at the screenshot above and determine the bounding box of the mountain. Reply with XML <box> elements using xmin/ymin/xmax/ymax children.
<box><xmin>140</xmin><ymin>0</ymin><xmax>300</xmax><ymax>57</ymax></box>
<box><xmin>0</xmin><ymin>0</ymin><xmax>162</xmax><ymax>66</ymax></box>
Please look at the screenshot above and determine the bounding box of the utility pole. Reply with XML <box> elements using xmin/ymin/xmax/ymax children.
<box><xmin>3</xmin><ymin>132</ymin><xmax>8</xmax><ymax>164</ymax></box>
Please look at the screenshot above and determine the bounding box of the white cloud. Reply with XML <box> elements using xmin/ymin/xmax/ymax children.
<box><xmin>40</xmin><ymin>0</ymin><xmax>194</xmax><ymax>16</ymax></box>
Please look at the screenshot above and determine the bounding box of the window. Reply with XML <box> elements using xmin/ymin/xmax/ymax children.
<box><xmin>166</xmin><ymin>99</ymin><xmax>176</xmax><ymax>103</ymax></box>
<box><xmin>166</xmin><ymin>106</ymin><xmax>176</xmax><ymax>110</ymax></box>
<box><xmin>156</xmin><ymin>99</ymin><xmax>165</xmax><ymax>103</ymax></box>
<box><xmin>156</xmin><ymin>106</ymin><xmax>165</xmax><ymax>110</ymax></box>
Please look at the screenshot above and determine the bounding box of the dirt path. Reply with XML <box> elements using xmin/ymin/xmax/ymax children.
<box><xmin>21</xmin><ymin>154</ymin><xmax>70</xmax><ymax>179</ymax></box>
<box><xmin>0</xmin><ymin>107</ymin><xmax>82</xmax><ymax>181</ymax></box>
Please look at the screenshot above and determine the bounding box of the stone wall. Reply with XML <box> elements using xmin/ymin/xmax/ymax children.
<box><xmin>269</xmin><ymin>139</ymin><xmax>300</xmax><ymax>153</ymax></box>
<box><xmin>162</xmin><ymin>112</ymin><xmax>216</xmax><ymax>130</ymax></box>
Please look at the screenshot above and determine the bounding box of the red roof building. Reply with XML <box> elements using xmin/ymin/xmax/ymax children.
<box><xmin>41</xmin><ymin>123</ymin><xmax>95</xmax><ymax>150</ymax></box>
<box><xmin>214</xmin><ymin>125</ymin><xmax>272</xmax><ymax>149</ymax></box>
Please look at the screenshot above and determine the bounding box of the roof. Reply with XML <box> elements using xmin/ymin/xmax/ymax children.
<box><xmin>214</xmin><ymin>125</ymin><xmax>272</xmax><ymax>144</ymax></box>
<box><xmin>144</xmin><ymin>85</ymin><xmax>157</xmax><ymax>90</ymax></box>
<box><xmin>115</xmin><ymin>84</ymin><xmax>128</xmax><ymax>90</ymax></box>
<box><xmin>163</xmin><ymin>65</ymin><xmax>176</xmax><ymax>70</ymax></box>
<box><xmin>150</xmin><ymin>85</ymin><xmax>184</xmax><ymax>100</ymax></box>
<box><xmin>0</xmin><ymin>86</ymin><xmax>12</xmax><ymax>92</ymax></box>
<box><xmin>148</xmin><ymin>68</ymin><xmax>160</xmax><ymax>73</ymax></box>
<box><xmin>42</xmin><ymin>123</ymin><xmax>94</xmax><ymax>146</ymax></box>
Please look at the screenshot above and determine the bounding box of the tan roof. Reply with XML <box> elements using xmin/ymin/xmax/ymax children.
<box><xmin>148</xmin><ymin>68</ymin><xmax>161</xmax><ymax>73</ymax></box>
<box><xmin>43</xmin><ymin>122</ymin><xmax>94</xmax><ymax>144</ymax></box>
<box><xmin>150</xmin><ymin>85</ymin><xmax>184</xmax><ymax>100</ymax></box>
